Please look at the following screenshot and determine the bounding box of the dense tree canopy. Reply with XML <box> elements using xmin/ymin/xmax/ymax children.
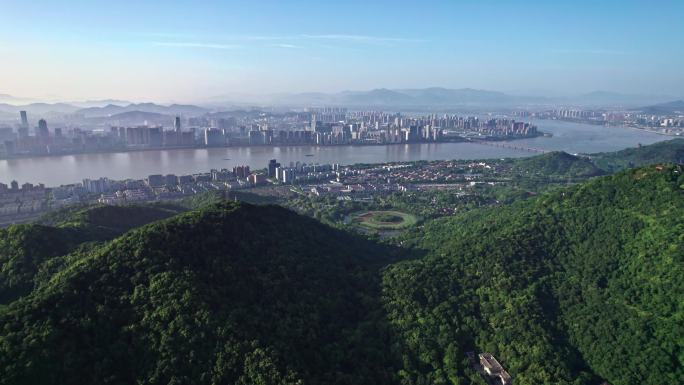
<box><xmin>1</xmin><ymin>162</ymin><xmax>683</xmax><ymax>385</ymax></box>
<box><xmin>591</xmin><ymin>138</ymin><xmax>684</xmax><ymax>172</ymax></box>
<box><xmin>388</xmin><ymin>164</ymin><xmax>684</xmax><ymax>385</ymax></box>
<box><xmin>0</xmin><ymin>202</ymin><xmax>401</xmax><ymax>385</ymax></box>
<box><xmin>512</xmin><ymin>151</ymin><xmax>604</xmax><ymax>178</ymax></box>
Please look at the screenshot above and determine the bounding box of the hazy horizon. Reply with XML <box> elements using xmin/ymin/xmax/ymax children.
<box><xmin>2</xmin><ymin>0</ymin><xmax>683</xmax><ymax>102</ymax></box>
<box><xmin>1</xmin><ymin>87</ymin><xmax>682</xmax><ymax>107</ymax></box>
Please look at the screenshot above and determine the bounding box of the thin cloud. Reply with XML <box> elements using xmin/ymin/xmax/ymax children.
<box><xmin>551</xmin><ymin>48</ymin><xmax>629</xmax><ymax>55</ymax></box>
<box><xmin>145</xmin><ymin>32</ymin><xmax>428</xmax><ymax>45</ymax></box>
<box><xmin>300</xmin><ymin>34</ymin><xmax>426</xmax><ymax>43</ymax></box>
<box><xmin>147</xmin><ymin>33</ymin><xmax>425</xmax><ymax>50</ymax></box>
<box><xmin>273</xmin><ymin>43</ymin><xmax>301</xmax><ymax>49</ymax></box>
<box><xmin>143</xmin><ymin>32</ymin><xmax>199</xmax><ymax>39</ymax></box>
<box><xmin>151</xmin><ymin>41</ymin><xmax>242</xmax><ymax>50</ymax></box>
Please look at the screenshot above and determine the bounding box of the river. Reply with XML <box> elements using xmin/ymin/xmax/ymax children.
<box><xmin>0</xmin><ymin>120</ymin><xmax>668</xmax><ymax>187</ymax></box>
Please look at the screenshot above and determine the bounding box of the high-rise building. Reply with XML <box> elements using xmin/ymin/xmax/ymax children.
<box><xmin>0</xmin><ymin>127</ymin><xmax>14</xmax><ymax>142</ymax></box>
<box><xmin>148</xmin><ymin>127</ymin><xmax>163</xmax><ymax>147</ymax></box>
<box><xmin>82</xmin><ymin>178</ymin><xmax>111</xmax><ymax>194</ymax></box>
<box><xmin>248</xmin><ymin>173</ymin><xmax>266</xmax><ymax>185</ymax></box>
<box><xmin>204</xmin><ymin>128</ymin><xmax>224</xmax><ymax>146</ymax></box>
<box><xmin>37</xmin><ymin>119</ymin><xmax>49</xmax><ymax>143</ymax></box>
<box><xmin>126</xmin><ymin>126</ymin><xmax>147</xmax><ymax>146</ymax></box>
<box><xmin>310</xmin><ymin>114</ymin><xmax>317</xmax><ymax>132</ymax></box>
<box><xmin>19</xmin><ymin>111</ymin><xmax>28</xmax><ymax>128</ymax></box>
<box><xmin>147</xmin><ymin>174</ymin><xmax>165</xmax><ymax>188</ymax></box>
<box><xmin>268</xmin><ymin>159</ymin><xmax>280</xmax><ymax>177</ymax></box>
<box><xmin>232</xmin><ymin>165</ymin><xmax>251</xmax><ymax>178</ymax></box>
<box><xmin>174</xmin><ymin>116</ymin><xmax>181</xmax><ymax>132</ymax></box>
<box><xmin>165</xmin><ymin>174</ymin><xmax>178</xmax><ymax>186</ymax></box>
<box><xmin>275</xmin><ymin>167</ymin><xmax>295</xmax><ymax>184</ymax></box>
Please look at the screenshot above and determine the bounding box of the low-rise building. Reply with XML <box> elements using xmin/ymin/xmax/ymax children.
<box><xmin>479</xmin><ymin>353</ymin><xmax>512</xmax><ymax>385</ymax></box>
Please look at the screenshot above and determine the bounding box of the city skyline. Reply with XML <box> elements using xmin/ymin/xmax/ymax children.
<box><xmin>2</xmin><ymin>0</ymin><xmax>683</xmax><ymax>102</ymax></box>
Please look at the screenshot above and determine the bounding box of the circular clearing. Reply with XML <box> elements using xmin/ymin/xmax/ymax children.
<box><xmin>351</xmin><ymin>210</ymin><xmax>417</xmax><ymax>230</ymax></box>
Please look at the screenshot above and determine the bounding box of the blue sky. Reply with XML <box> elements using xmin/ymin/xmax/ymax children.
<box><xmin>1</xmin><ymin>0</ymin><xmax>683</xmax><ymax>102</ymax></box>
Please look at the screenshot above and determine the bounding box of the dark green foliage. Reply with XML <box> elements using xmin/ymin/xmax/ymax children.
<box><xmin>374</xmin><ymin>213</ymin><xmax>404</xmax><ymax>223</ymax></box>
<box><xmin>175</xmin><ymin>190</ymin><xmax>227</xmax><ymax>209</ymax></box>
<box><xmin>386</xmin><ymin>164</ymin><xmax>684</xmax><ymax>385</ymax></box>
<box><xmin>0</xmin><ymin>225</ymin><xmax>80</xmax><ymax>304</ymax></box>
<box><xmin>40</xmin><ymin>203</ymin><xmax>185</xmax><ymax>239</ymax></box>
<box><xmin>0</xmin><ymin>202</ymin><xmax>400</xmax><ymax>385</ymax></box>
<box><xmin>178</xmin><ymin>190</ymin><xmax>279</xmax><ymax>209</ymax></box>
<box><xmin>513</xmin><ymin>151</ymin><xmax>604</xmax><ymax>178</ymax></box>
<box><xmin>592</xmin><ymin>138</ymin><xmax>684</xmax><ymax>172</ymax></box>
<box><xmin>1</xmin><ymin>163</ymin><xmax>683</xmax><ymax>385</ymax></box>
<box><xmin>1</xmin><ymin>204</ymin><xmax>185</xmax><ymax>305</ymax></box>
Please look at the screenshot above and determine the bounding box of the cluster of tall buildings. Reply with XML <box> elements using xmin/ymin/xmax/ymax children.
<box><xmin>110</xmin><ymin>118</ymin><xmax>195</xmax><ymax>148</ymax></box>
<box><xmin>0</xmin><ymin>180</ymin><xmax>48</xmax><ymax>220</ymax></box>
<box><xmin>0</xmin><ymin>112</ymin><xmax>205</xmax><ymax>158</ymax></box>
<box><xmin>268</xmin><ymin>158</ymin><xmax>340</xmax><ymax>184</ymax></box>
<box><xmin>0</xmin><ymin>108</ymin><xmax>543</xmax><ymax>159</ymax></box>
<box><xmin>0</xmin><ymin>112</ymin><xmax>61</xmax><ymax>156</ymax></box>
<box><xmin>522</xmin><ymin>108</ymin><xmax>684</xmax><ymax>134</ymax></box>
<box><xmin>0</xmin><ymin>111</ymin><xmax>124</xmax><ymax>157</ymax></box>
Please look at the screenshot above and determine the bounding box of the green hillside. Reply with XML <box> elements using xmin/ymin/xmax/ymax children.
<box><xmin>39</xmin><ymin>203</ymin><xmax>185</xmax><ymax>238</ymax></box>
<box><xmin>0</xmin><ymin>225</ymin><xmax>83</xmax><ymax>304</ymax></box>
<box><xmin>387</xmin><ymin>164</ymin><xmax>684</xmax><ymax>385</ymax></box>
<box><xmin>513</xmin><ymin>151</ymin><xmax>604</xmax><ymax>178</ymax></box>
<box><xmin>592</xmin><ymin>138</ymin><xmax>684</xmax><ymax>172</ymax></box>
<box><xmin>0</xmin><ymin>202</ymin><xmax>400</xmax><ymax>385</ymax></box>
<box><xmin>0</xmin><ymin>204</ymin><xmax>186</xmax><ymax>305</ymax></box>
<box><xmin>1</xmin><ymin>165</ymin><xmax>683</xmax><ymax>385</ymax></box>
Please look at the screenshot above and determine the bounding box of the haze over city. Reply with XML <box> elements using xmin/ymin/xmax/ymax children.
<box><xmin>1</xmin><ymin>2</ymin><xmax>684</xmax><ymax>385</ymax></box>
<box><xmin>2</xmin><ymin>0</ymin><xmax>684</xmax><ymax>103</ymax></box>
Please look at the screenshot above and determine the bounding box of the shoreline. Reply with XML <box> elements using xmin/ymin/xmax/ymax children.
<box><xmin>533</xmin><ymin>118</ymin><xmax>681</xmax><ymax>137</ymax></box>
<box><xmin>0</xmin><ymin>135</ymin><xmax>543</xmax><ymax>161</ymax></box>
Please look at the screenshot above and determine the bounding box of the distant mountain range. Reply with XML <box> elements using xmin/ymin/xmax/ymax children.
<box><xmin>572</xmin><ymin>91</ymin><xmax>679</xmax><ymax>107</ymax></box>
<box><xmin>0</xmin><ymin>102</ymin><xmax>81</xmax><ymax>115</ymax></box>
<box><xmin>215</xmin><ymin>87</ymin><xmax>546</xmax><ymax>108</ymax></box>
<box><xmin>75</xmin><ymin>103</ymin><xmax>210</xmax><ymax>118</ymax></box>
<box><xmin>0</xmin><ymin>94</ymin><xmax>38</xmax><ymax>105</ymax></box>
<box><xmin>0</xmin><ymin>89</ymin><xmax>681</xmax><ymax>122</ymax></box>
<box><xmin>637</xmin><ymin>99</ymin><xmax>684</xmax><ymax>114</ymax></box>
<box><xmin>69</xmin><ymin>99</ymin><xmax>132</xmax><ymax>108</ymax></box>
<box><xmin>212</xmin><ymin>88</ymin><xmax>680</xmax><ymax>108</ymax></box>
<box><xmin>0</xmin><ymin>102</ymin><xmax>209</xmax><ymax>123</ymax></box>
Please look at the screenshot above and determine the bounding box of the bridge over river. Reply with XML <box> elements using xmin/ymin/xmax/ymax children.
<box><xmin>473</xmin><ymin>140</ymin><xmax>549</xmax><ymax>154</ymax></box>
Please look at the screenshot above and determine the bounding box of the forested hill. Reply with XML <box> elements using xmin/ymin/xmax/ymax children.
<box><xmin>0</xmin><ymin>202</ymin><xmax>401</xmax><ymax>385</ymax></box>
<box><xmin>508</xmin><ymin>139</ymin><xmax>684</xmax><ymax>178</ymax></box>
<box><xmin>387</xmin><ymin>164</ymin><xmax>684</xmax><ymax>385</ymax></box>
<box><xmin>0</xmin><ymin>204</ymin><xmax>183</xmax><ymax>305</ymax></box>
<box><xmin>591</xmin><ymin>138</ymin><xmax>684</xmax><ymax>172</ymax></box>
<box><xmin>512</xmin><ymin>151</ymin><xmax>604</xmax><ymax>177</ymax></box>
<box><xmin>40</xmin><ymin>203</ymin><xmax>185</xmax><ymax>238</ymax></box>
<box><xmin>1</xmin><ymin>166</ymin><xmax>683</xmax><ymax>385</ymax></box>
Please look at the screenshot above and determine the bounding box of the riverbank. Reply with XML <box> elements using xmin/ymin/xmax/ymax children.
<box><xmin>534</xmin><ymin>117</ymin><xmax>681</xmax><ymax>137</ymax></box>
<box><xmin>0</xmin><ymin>120</ymin><xmax>666</xmax><ymax>187</ymax></box>
<box><xmin>0</xmin><ymin>134</ymin><xmax>551</xmax><ymax>161</ymax></box>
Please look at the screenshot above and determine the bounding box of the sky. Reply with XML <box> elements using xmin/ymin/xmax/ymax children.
<box><xmin>1</xmin><ymin>0</ymin><xmax>683</xmax><ymax>102</ymax></box>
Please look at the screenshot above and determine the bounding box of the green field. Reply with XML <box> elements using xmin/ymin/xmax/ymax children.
<box><xmin>351</xmin><ymin>210</ymin><xmax>418</xmax><ymax>230</ymax></box>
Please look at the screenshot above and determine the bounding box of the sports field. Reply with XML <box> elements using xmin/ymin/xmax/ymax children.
<box><xmin>350</xmin><ymin>210</ymin><xmax>418</xmax><ymax>230</ymax></box>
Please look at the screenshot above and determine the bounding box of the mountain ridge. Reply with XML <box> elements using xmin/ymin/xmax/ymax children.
<box><xmin>637</xmin><ymin>99</ymin><xmax>684</xmax><ymax>114</ymax></box>
<box><xmin>0</xmin><ymin>202</ymin><xmax>401</xmax><ymax>385</ymax></box>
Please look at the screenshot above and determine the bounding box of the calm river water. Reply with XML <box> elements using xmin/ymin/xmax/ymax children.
<box><xmin>0</xmin><ymin>120</ymin><xmax>668</xmax><ymax>186</ymax></box>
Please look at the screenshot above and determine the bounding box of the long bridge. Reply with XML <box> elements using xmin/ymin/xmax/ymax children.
<box><xmin>471</xmin><ymin>140</ymin><xmax>550</xmax><ymax>154</ymax></box>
